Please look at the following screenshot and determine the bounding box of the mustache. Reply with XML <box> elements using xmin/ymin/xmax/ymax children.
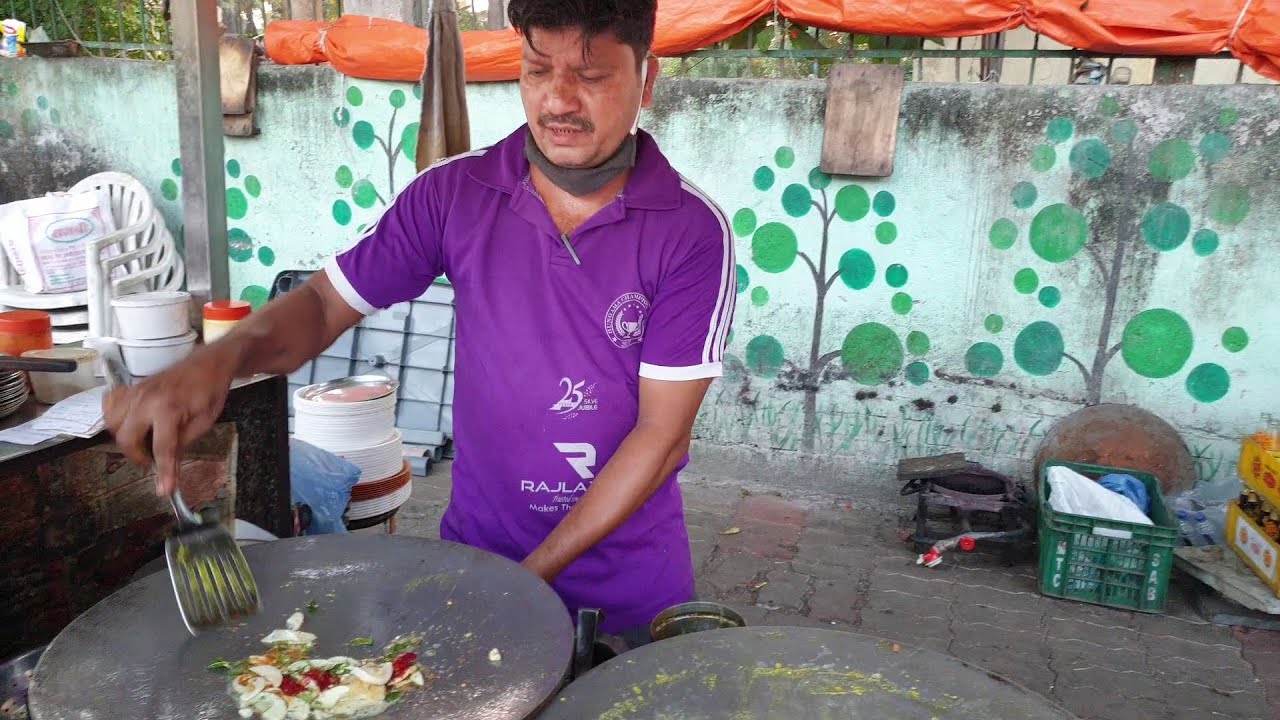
<box><xmin>539</xmin><ymin>114</ymin><xmax>594</xmax><ymax>132</ymax></box>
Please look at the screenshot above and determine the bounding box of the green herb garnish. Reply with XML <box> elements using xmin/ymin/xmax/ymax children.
<box><xmin>331</xmin><ymin>664</ymin><xmax>352</xmax><ymax>676</ymax></box>
<box><xmin>306</xmin><ymin>600</ymin><xmax>319</xmax><ymax>613</ymax></box>
<box><xmin>349</xmin><ymin>637</ymin><xmax>375</xmax><ymax>647</ymax></box>
<box><xmin>387</xmin><ymin>690</ymin><xmax>403</xmax><ymax>703</ymax></box>
<box><xmin>207</xmin><ymin>659</ymin><xmax>247</xmax><ymax>675</ymax></box>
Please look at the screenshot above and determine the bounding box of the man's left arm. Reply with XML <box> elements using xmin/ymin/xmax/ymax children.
<box><xmin>523</xmin><ymin>200</ymin><xmax>736</xmax><ymax>582</ymax></box>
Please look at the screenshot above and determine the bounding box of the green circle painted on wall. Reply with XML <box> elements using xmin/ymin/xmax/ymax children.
<box><xmin>1014</xmin><ymin>321</ymin><xmax>1065</xmax><ymax>376</ymax></box>
<box><xmin>1186</xmin><ymin>363</ymin><xmax>1230</xmax><ymax>403</ymax></box>
<box><xmin>835</xmin><ymin>185</ymin><xmax>870</xmax><ymax>222</ymax></box>
<box><xmin>228</xmin><ymin>227</ymin><xmax>253</xmax><ymax>262</ymax></box>
<box><xmin>160</xmin><ymin>178</ymin><xmax>178</xmax><ymax>202</ymax></box>
<box><xmin>346</xmin><ymin>86</ymin><xmax>364</xmax><ymax>107</ymax></box>
<box><xmin>1014</xmin><ymin>268</ymin><xmax>1039</xmax><ymax>294</ymax></box>
<box><xmin>1011</xmin><ymin>182</ymin><xmax>1037</xmax><ymax>209</ymax></box>
<box><xmin>906</xmin><ymin>331</ymin><xmax>930</xmax><ymax>356</ymax></box>
<box><xmin>735</xmin><ymin>265</ymin><xmax>749</xmax><ymax>294</ymax></box>
<box><xmin>905</xmin><ymin>361</ymin><xmax>930</xmax><ymax>385</ymax></box>
<box><xmin>4</xmin><ymin>82</ymin><xmax>16</xmax><ymax>97</ymax></box>
<box><xmin>733</xmin><ymin>208</ymin><xmax>757</xmax><ymax>237</ymax></box>
<box><xmin>390</xmin><ymin>89</ymin><xmax>406</xmax><ymax>109</ymax></box>
<box><xmin>226</xmin><ymin>188</ymin><xmax>249</xmax><ymax>220</ymax></box>
<box><xmin>226</xmin><ymin>159</ymin><xmax>241</xmax><ymax>178</ymax></box>
<box><xmin>352</xmin><ymin>121</ymin><xmax>377</xmax><ymax>150</ymax></box>
<box><xmin>989</xmin><ymin>218</ymin><xmax>1017</xmax><ymax>250</ymax></box>
<box><xmin>1029</xmin><ymin>203</ymin><xmax>1087</xmax><ymax>263</ymax></box>
<box><xmin>1206</xmin><ymin>183</ymin><xmax>1250</xmax><ymax>225</ymax></box>
<box><xmin>751</xmin><ymin>286</ymin><xmax>769</xmax><ymax>306</ymax></box>
<box><xmin>1121</xmin><ymin>308</ymin><xmax>1193</xmax><ymax>379</ymax></box>
<box><xmin>333</xmin><ymin>107</ymin><xmax>351</xmax><ymax>128</ymax></box>
<box><xmin>775</xmin><ymin>147</ymin><xmax>796</xmax><ymax>168</ymax></box>
<box><xmin>244</xmin><ymin>175</ymin><xmax>261</xmax><ymax>199</ymax></box>
<box><xmin>1199</xmin><ymin>132</ymin><xmax>1231</xmax><ymax>164</ymax></box>
<box><xmin>745</xmin><ymin>335</ymin><xmax>785</xmax><ymax>377</ymax></box>
<box><xmin>36</xmin><ymin>95</ymin><xmax>47</xmax><ymax>110</ymax></box>
<box><xmin>1069</xmin><ymin>139</ymin><xmax>1112</xmax><ymax>179</ymax></box>
<box><xmin>333</xmin><ymin>200</ymin><xmax>353</xmax><ymax>226</ymax></box>
<box><xmin>965</xmin><ymin>342</ymin><xmax>1004</xmax><ymax>377</ymax></box>
<box><xmin>1030</xmin><ymin>145</ymin><xmax>1056</xmax><ymax>172</ymax></box>
<box><xmin>413</xmin><ymin>83</ymin><xmax>423</xmax><ymax>100</ymax></box>
<box><xmin>240</xmin><ymin>285</ymin><xmax>269</xmax><ymax>309</ymax></box>
<box><xmin>1192</xmin><ymin>229</ymin><xmax>1220</xmax><ymax>256</ymax></box>
<box><xmin>985</xmin><ymin>314</ymin><xmax>1004</xmax><ymax>334</ymax></box>
<box><xmin>782</xmin><ymin>184</ymin><xmax>813</xmax><ymax>217</ymax></box>
<box><xmin>808</xmin><ymin>167</ymin><xmax>833</xmax><ymax>190</ymax></box>
<box><xmin>1148</xmin><ymin>139</ymin><xmax>1195</xmax><ymax>182</ymax></box>
<box><xmin>753</xmin><ymin>166</ymin><xmax>775</xmax><ymax>191</ymax></box>
<box><xmin>752</xmin><ymin>222</ymin><xmax>798</xmax><ymax>273</ymax></box>
<box><xmin>1142</xmin><ymin>202</ymin><xmax>1191</xmax><ymax>251</ymax></box>
<box><xmin>171</xmin><ymin>158</ymin><xmax>183</xmax><ymax>177</ymax></box>
<box><xmin>1039</xmin><ymin>286</ymin><xmax>1061</xmax><ymax>308</ymax></box>
<box><xmin>401</xmin><ymin>122</ymin><xmax>420</xmax><ymax>161</ymax></box>
<box><xmin>885</xmin><ymin>264</ymin><xmax>908</xmax><ymax>288</ymax></box>
<box><xmin>891</xmin><ymin>292</ymin><xmax>913</xmax><ymax>315</ymax></box>
<box><xmin>875</xmin><ymin>222</ymin><xmax>898</xmax><ymax>245</ymax></box>
<box><xmin>1098</xmin><ymin>96</ymin><xmax>1122</xmax><ymax>116</ymax></box>
<box><xmin>1047</xmin><ymin>118</ymin><xmax>1074</xmax><ymax>143</ymax></box>
<box><xmin>841</xmin><ymin>322</ymin><xmax>904</xmax><ymax>386</ymax></box>
<box><xmin>352</xmin><ymin>179</ymin><xmax>379</xmax><ymax>209</ymax></box>
<box><xmin>1112</xmin><ymin>119</ymin><xmax>1138</xmax><ymax>146</ymax></box>
<box><xmin>873</xmin><ymin>191</ymin><xmax>895</xmax><ymax>217</ymax></box>
<box><xmin>1218</xmin><ymin>108</ymin><xmax>1240</xmax><ymax>127</ymax></box>
<box><xmin>336</xmin><ymin>165</ymin><xmax>354</xmax><ymax>189</ymax></box>
<box><xmin>838</xmin><ymin>249</ymin><xmax>876</xmax><ymax>290</ymax></box>
<box><xmin>1222</xmin><ymin>326</ymin><xmax>1249</xmax><ymax>352</ymax></box>
<box><xmin>257</xmin><ymin>246</ymin><xmax>276</xmax><ymax>267</ymax></box>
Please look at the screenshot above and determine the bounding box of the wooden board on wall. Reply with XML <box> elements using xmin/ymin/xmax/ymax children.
<box><xmin>820</xmin><ymin>64</ymin><xmax>905</xmax><ymax>178</ymax></box>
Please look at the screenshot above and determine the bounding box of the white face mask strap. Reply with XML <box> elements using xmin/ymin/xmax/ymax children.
<box><xmin>631</xmin><ymin>58</ymin><xmax>649</xmax><ymax>135</ymax></box>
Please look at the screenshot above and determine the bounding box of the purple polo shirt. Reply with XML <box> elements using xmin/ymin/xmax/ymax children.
<box><xmin>326</xmin><ymin>125</ymin><xmax>736</xmax><ymax>633</ymax></box>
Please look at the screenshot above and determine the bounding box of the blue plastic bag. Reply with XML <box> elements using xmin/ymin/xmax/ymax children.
<box><xmin>1097</xmin><ymin>473</ymin><xmax>1150</xmax><ymax>516</ymax></box>
<box><xmin>289</xmin><ymin>438</ymin><xmax>361</xmax><ymax>535</ymax></box>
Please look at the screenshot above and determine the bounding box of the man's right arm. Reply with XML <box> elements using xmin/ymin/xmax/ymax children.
<box><xmin>104</xmin><ymin>164</ymin><xmax>449</xmax><ymax>494</ymax></box>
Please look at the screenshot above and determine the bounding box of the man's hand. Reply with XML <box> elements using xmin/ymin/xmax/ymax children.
<box><xmin>102</xmin><ymin>344</ymin><xmax>238</xmax><ymax>496</ymax></box>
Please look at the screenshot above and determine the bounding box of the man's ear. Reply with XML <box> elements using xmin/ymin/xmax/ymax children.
<box><xmin>642</xmin><ymin>55</ymin><xmax>659</xmax><ymax>108</ymax></box>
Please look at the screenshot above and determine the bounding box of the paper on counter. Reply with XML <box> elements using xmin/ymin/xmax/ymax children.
<box><xmin>0</xmin><ymin>419</ymin><xmax>62</xmax><ymax>445</ymax></box>
<box><xmin>31</xmin><ymin>385</ymin><xmax>108</xmax><ymax>438</ymax></box>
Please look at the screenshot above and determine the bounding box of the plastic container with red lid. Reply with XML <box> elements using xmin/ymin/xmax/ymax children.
<box><xmin>202</xmin><ymin>300</ymin><xmax>252</xmax><ymax>344</ymax></box>
<box><xmin>0</xmin><ymin>310</ymin><xmax>53</xmax><ymax>357</ymax></box>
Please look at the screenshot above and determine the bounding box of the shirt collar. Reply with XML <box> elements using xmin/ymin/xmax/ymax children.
<box><xmin>467</xmin><ymin>125</ymin><xmax>683</xmax><ymax>211</ymax></box>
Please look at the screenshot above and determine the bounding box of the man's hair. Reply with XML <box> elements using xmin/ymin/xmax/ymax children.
<box><xmin>507</xmin><ymin>0</ymin><xmax>657</xmax><ymax>63</ymax></box>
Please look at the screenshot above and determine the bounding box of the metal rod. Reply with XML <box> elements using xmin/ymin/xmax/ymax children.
<box><xmin>139</xmin><ymin>0</ymin><xmax>148</xmax><ymax>48</ymax></box>
<box><xmin>81</xmin><ymin>40</ymin><xmax>173</xmax><ymax>51</ymax></box>
<box><xmin>116</xmin><ymin>0</ymin><xmax>126</xmax><ymax>43</ymax></box>
<box><xmin>171</xmin><ymin>0</ymin><xmax>230</xmax><ymax>316</ymax></box>
<box><xmin>1029</xmin><ymin>33</ymin><xmax>1040</xmax><ymax>84</ymax></box>
<box><xmin>680</xmin><ymin>47</ymin><xmax>1235</xmax><ymax>61</ymax></box>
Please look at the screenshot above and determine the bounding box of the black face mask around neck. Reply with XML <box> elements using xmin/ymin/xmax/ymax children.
<box><xmin>524</xmin><ymin>130</ymin><xmax>637</xmax><ymax>197</ymax></box>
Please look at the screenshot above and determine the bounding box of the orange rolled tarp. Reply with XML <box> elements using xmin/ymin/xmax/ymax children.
<box><xmin>263</xmin><ymin>0</ymin><xmax>1280</xmax><ymax>84</ymax></box>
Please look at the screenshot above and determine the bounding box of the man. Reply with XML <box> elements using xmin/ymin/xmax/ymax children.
<box><xmin>103</xmin><ymin>0</ymin><xmax>735</xmax><ymax>646</ymax></box>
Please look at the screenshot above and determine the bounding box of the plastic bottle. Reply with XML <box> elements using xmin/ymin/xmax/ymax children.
<box><xmin>1193</xmin><ymin>512</ymin><xmax>1217</xmax><ymax>546</ymax></box>
<box><xmin>1176</xmin><ymin>510</ymin><xmax>1206</xmax><ymax>546</ymax></box>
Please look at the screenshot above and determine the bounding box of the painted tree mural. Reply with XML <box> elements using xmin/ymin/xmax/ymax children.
<box><xmin>331</xmin><ymin>83</ymin><xmax>421</xmax><ymax>231</ymax></box>
<box><xmin>968</xmin><ymin>99</ymin><xmax>1250</xmax><ymax>405</ymax></box>
<box><xmin>737</xmin><ymin>147</ymin><xmax>928</xmax><ymax>451</ymax></box>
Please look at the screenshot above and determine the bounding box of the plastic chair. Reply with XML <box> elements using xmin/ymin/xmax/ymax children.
<box><xmin>0</xmin><ymin>171</ymin><xmax>184</xmax><ymax>342</ymax></box>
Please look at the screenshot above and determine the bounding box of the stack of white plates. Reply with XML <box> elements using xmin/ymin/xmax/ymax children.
<box><xmin>0</xmin><ymin>371</ymin><xmax>28</xmax><ymax>420</ymax></box>
<box><xmin>348</xmin><ymin>480</ymin><xmax>414</xmax><ymax>521</ymax></box>
<box><xmin>332</xmin><ymin>430</ymin><xmax>404</xmax><ymax>485</ymax></box>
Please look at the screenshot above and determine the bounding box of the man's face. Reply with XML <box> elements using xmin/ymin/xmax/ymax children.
<box><xmin>519</xmin><ymin>27</ymin><xmax>656</xmax><ymax>169</ymax></box>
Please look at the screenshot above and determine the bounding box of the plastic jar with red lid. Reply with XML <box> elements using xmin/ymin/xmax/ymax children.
<box><xmin>202</xmin><ymin>300</ymin><xmax>252</xmax><ymax>344</ymax></box>
<box><xmin>0</xmin><ymin>310</ymin><xmax>53</xmax><ymax>357</ymax></box>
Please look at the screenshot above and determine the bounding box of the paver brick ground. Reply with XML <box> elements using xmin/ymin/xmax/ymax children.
<box><xmin>380</xmin><ymin>462</ymin><xmax>1279</xmax><ymax>719</ymax></box>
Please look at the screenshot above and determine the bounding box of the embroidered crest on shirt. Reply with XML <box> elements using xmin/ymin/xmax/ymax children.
<box><xmin>604</xmin><ymin>292</ymin><xmax>649</xmax><ymax>348</ymax></box>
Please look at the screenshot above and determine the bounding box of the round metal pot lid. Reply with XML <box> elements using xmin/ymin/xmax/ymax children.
<box><xmin>540</xmin><ymin>626</ymin><xmax>1077</xmax><ymax>720</ymax></box>
<box><xmin>29</xmin><ymin>534</ymin><xmax>573</xmax><ymax>720</ymax></box>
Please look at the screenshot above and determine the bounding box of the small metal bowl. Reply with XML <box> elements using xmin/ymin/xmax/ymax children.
<box><xmin>650</xmin><ymin>601</ymin><xmax>746</xmax><ymax>641</ymax></box>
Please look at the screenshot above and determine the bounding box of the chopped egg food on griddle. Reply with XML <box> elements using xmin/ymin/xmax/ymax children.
<box><xmin>208</xmin><ymin>612</ymin><xmax>426</xmax><ymax>720</ymax></box>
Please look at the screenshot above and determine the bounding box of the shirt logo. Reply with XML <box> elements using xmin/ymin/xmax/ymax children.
<box><xmin>553</xmin><ymin>442</ymin><xmax>597</xmax><ymax>480</ymax></box>
<box><xmin>550</xmin><ymin>377</ymin><xmax>598</xmax><ymax>418</ymax></box>
<box><xmin>604</xmin><ymin>292</ymin><xmax>649</xmax><ymax>349</ymax></box>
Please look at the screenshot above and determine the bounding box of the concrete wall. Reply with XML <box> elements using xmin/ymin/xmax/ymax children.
<box><xmin>0</xmin><ymin>58</ymin><xmax>1275</xmax><ymax>499</ymax></box>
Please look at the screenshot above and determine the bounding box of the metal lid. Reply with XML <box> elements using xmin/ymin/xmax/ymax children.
<box><xmin>297</xmin><ymin>375</ymin><xmax>398</xmax><ymax>404</ymax></box>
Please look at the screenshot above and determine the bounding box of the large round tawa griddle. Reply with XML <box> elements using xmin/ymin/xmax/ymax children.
<box><xmin>29</xmin><ymin>534</ymin><xmax>573</xmax><ymax>720</ymax></box>
<box><xmin>539</xmin><ymin>626</ymin><xmax>1076</xmax><ymax>720</ymax></box>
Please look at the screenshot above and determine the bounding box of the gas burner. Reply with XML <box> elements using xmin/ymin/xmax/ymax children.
<box><xmin>896</xmin><ymin>453</ymin><xmax>1035</xmax><ymax>567</ymax></box>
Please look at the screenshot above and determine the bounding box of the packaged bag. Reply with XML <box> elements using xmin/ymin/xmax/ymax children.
<box><xmin>0</xmin><ymin>189</ymin><xmax>118</xmax><ymax>294</ymax></box>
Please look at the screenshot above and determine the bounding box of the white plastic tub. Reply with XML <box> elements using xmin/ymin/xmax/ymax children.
<box><xmin>117</xmin><ymin>330</ymin><xmax>197</xmax><ymax>376</ymax></box>
<box><xmin>111</xmin><ymin>291</ymin><xmax>192</xmax><ymax>341</ymax></box>
<box><xmin>21</xmin><ymin>346</ymin><xmax>103</xmax><ymax>404</ymax></box>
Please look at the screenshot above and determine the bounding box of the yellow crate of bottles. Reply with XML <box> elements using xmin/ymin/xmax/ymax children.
<box><xmin>1239</xmin><ymin>435</ymin><xmax>1280</xmax><ymax>507</ymax></box>
<box><xmin>1226</xmin><ymin>500</ymin><xmax>1280</xmax><ymax>598</ymax></box>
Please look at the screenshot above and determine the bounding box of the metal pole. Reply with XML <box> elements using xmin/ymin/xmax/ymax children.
<box><xmin>172</xmin><ymin>0</ymin><xmax>229</xmax><ymax>314</ymax></box>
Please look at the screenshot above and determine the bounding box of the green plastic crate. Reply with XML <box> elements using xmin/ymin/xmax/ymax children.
<box><xmin>1038</xmin><ymin>460</ymin><xmax>1178</xmax><ymax>613</ymax></box>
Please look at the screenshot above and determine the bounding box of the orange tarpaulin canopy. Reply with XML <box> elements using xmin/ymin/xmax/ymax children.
<box><xmin>264</xmin><ymin>0</ymin><xmax>1280</xmax><ymax>83</ymax></box>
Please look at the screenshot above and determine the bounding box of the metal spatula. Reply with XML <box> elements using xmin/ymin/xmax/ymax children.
<box><xmin>100</xmin><ymin>342</ymin><xmax>261</xmax><ymax>634</ymax></box>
